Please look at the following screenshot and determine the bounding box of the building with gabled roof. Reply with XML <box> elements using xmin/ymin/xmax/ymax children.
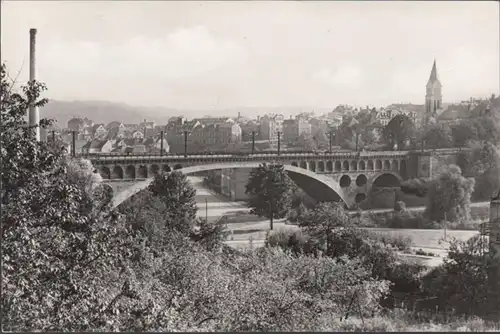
<box><xmin>82</xmin><ymin>139</ymin><xmax>113</xmax><ymax>154</ymax></box>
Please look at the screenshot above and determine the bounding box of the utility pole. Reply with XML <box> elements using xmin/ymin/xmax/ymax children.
<box><xmin>269</xmin><ymin>198</ymin><xmax>274</xmax><ymax>230</ymax></box>
<box><xmin>277</xmin><ymin>131</ymin><xmax>281</xmax><ymax>155</ymax></box>
<box><xmin>184</xmin><ymin>130</ymin><xmax>189</xmax><ymax>157</ymax></box>
<box><xmin>205</xmin><ymin>198</ymin><xmax>208</xmax><ymax>222</ymax></box>
<box><xmin>52</xmin><ymin>130</ymin><xmax>55</xmax><ymax>143</ymax></box>
<box><xmin>355</xmin><ymin>131</ymin><xmax>359</xmax><ymax>152</ymax></box>
<box><xmin>329</xmin><ymin>131</ymin><xmax>333</xmax><ymax>153</ymax></box>
<box><xmin>251</xmin><ymin>131</ymin><xmax>256</xmax><ymax>154</ymax></box>
<box><xmin>72</xmin><ymin>131</ymin><xmax>76</xmax><ymax>157</ymax></box>
<box><xmin>160</xmin><ymin>130</ymin><xmax>164</xmax><ymax>156</ymax></box>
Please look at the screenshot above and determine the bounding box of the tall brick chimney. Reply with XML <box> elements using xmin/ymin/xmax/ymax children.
<box><xmin>29</xmin><ymin>28</ymin><xmax>40</xmax><ymax>141</ymax></box>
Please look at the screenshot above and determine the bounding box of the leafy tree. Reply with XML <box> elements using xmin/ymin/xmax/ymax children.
<box><xmin>382</xmin><ymin>114</ymin><xmax>415</xmax><ymax>150</ymax></box>
<box><xmin>147</xmin><ymin>170</ymin><xmax>198</xmax><ymax>222</ymax></box>
<box><xmin>451</xmin><ymin>121</ymin><xmax>478</xmax><ymax>147</ymax></box>
<box><xmin>421</xmin><ymin>236</ymin><xmax>500</xmax><ymax>317</ymax></box>
<box><xmin>422</xmin><ymin>122</ymin><xmax>453</xmax><ymax>149</ymax></box>
<box><xmin>1</xmin><ymin>63</ymin><xmax>135</xmax><ymax>331</ymax></box>
<box><xmin>425</xmin><ymin>165</ymin><xmax>475</xmax><ymax>223</ymax></box>
<box><xmin>299</xmin><ymin>202</ymin><xmax>352</xmax><ymax>231</ymax></box>
<box><xmin>245</xmin><ymin>163</ymin><xmax>294</xmax><ymax>230</ymax></box>
<box><xmin>295</xmin><ymin>133</ymin><xmax>317</xmax><ymax>151</ymax></box>
<box><xmin>312</xmin><ymin>127</ymin><xmax>329</xmax><ymax>149</ymax></box>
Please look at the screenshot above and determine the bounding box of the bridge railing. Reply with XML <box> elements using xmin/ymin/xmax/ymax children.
<box><xmin>77</xmin><ymin>147</ymin><xmax>470</xmax><ymax>160</ymax></box>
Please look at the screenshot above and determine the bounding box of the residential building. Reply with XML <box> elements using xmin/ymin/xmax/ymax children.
<box><xmin>139</xmin><ymin>119</ymin><xmax>156</xmax><ymax>129</ymax></box>
<box><xmin>91</xmin><ymin>124</ymin><xmax>108</xmax><ymax>139</ymax></box>
<box><xmin>309</xmin><ymin>118</ymin><xmax>327</xmax><ymax>138</ymax></box>
<box><xmin>259</xmin><ymin>114</ymin><xmax>284</xmax><ymax>142</ymax></box>
<box><xmin>106</xmin><ymin>123</ymin><xmax>127</xmax><ymax>140</ymax></box>
<box><xmin>131</xmin><ymin>130</ymin><xmax>145</xmax><ymax>140</ymax></box>
<box><xmin>193</xmin><ymin>117</ymin><xmax>234</xmax><ymax>126</ymax></box>
<box><xmin>283</xmin><ymin>116</ymin><xmax>312</xmax><ymax>143</ymax></box>
<box><xmin>436</xmin><ymin>104</ymin><xmax>472</xmax><ymax>124</ymax></box>
<box><xmin>239</xmin><ymin>120</ymin><xmax>259</xmax><ymax>142</ymax></box>
<box><xmin>144</xmin><ymin>137</ymin><xmax>170</xmax><ymax>153</ymax></box>
<box><xmin>374</xmin><ymin>108</ymin><xmax>418</xmax><ymax>127</ymax></box>
<box><xmin>81</xmin><ymin>139</ymin><xmax>113</xmax><ymax>154</ymax></box>
<box><xmin>221</xmin><ymin>168</ymin><xmax>252</xmax><ymax>201</ymax></box>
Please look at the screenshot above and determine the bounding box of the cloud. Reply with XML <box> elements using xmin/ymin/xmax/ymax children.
<box><xmin>313</xmin><ymin>64</ymin><xmax>363</xmax><ymax>88</ymax></box>
<box><xmin>39</xmin><ymin>25</ymin><xmax>249</xmax><ymax>82</ymax></box>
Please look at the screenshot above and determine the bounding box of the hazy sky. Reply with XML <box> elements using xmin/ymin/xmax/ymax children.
<box><xmin>2</xmin><ymin>1</ymin><xmax>499</xmax><ymax>111</ymax></box>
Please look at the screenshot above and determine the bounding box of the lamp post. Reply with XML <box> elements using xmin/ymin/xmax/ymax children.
<box><xmin>184</xmin><ymin>130</ymin><xmax>189</xmax><ymax>157</ymax></box>
<box><xmin>160</xmin><ymin>130</ymin><xmax>164</xmax><ymax>156</ymax></box>
<box><xmin>51</xmin><ymin>130</ymin><xmax>56</xmax><ymax>143</ymax></box>
<box><xmin>268</xmin><ymin>170</ymin><xmax>283</xmax><ymax>231</ymax></box>
<box><xmin>329</xmin><ymin>131</ymin><xmax>333</xmax><ymax>153</ymax></box>
<box><xmin>355</xmin><ymin>131</ymin><xmax>359</xmax><ymax>152</ymax></box>
<box><xmin>277</xmin><ymin>131</ymin><xmax>282</xmax><ymax>156</ymax></box>
<box><xmin>72</xmin><ymin>131</ymin><xmax>76</xmax><ymax>157</ymax></box>
<box><xmin>251</xmin><ymin>131</ymin><xmax>256</xmax><ymax>154</ymax></box>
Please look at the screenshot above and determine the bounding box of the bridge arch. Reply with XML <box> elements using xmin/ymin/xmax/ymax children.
<box><xmin>392</xmin><ymin>159</ymin><xmax>399</xmax><ymax>172</ymax></box>
<box><xmin>111</xmin><ymin>165</ymin><xmax>124</xmax><ymax>180</ymax></box>
<box><xmin>291</xmin><ymin>161</ymin><xmax>298</xmax><ymax>167</ymax></box>
<box><xmin>359</xmin><ymin>160</ymin><xmax>366</xmax><ymax>171</ymax></box>
<box><xmin>375</xmin><ymin>159</ymin><xmax>382</xmax><ymax>170</ymax></box>
<box><xmin>300</xmin><ymin>161</ymin><xmax>307</xmax><ymax>169</ymax></box>
<box><xmin>111</xmin><ymin>162</ymin><xmax>352</xmax><ymax>209</ymax></box>
<box><xmin>342</xmin><ymin>160</ymin><xmax>349</xmax><ymax>171</ymax></box>
<box><xmin>383</xmin><ymin>160</ymin><xmax>391</xmax><ymax>170</ymax></box>
<box><xmin>309</xmin><ymin>161</ymin><xmax>316</xmax><ymax>172</ymax></box>
<box><xmin>318</xmin><ymin>161</ymin><xmax>325</xmax><ymax>172</ymax></box>
<box><xmin>326</xmin><ymin>161</ymin><xmax>333</xmax><ymax>172</ymax></box>
<box><xmin>335</xmin><ymin>161</ymin><xmax>342</xmax><ymax>172</ymax></box>
<box><xmin>350</xmin><ymin>160</ymin><xmax>357</xmax><ymax>171</ymax></box>
<box><xmin>125</xmin><ymin>165</ymin><xmax>136</xmax><ymax>179</ymax></box>
<box><xmin>371</xmin><ymin>172</ymin><xmax>402</xmax><ymax>188</ymax></box>
<box><xmin>138</xmin><ymin>165</ymin><xmax>148</xmax><ymax>179</ymax></box>
<box><xmin>367</xmin><ymin>160</ymin><xmax>374</xmax><ymax>171</ymax></box>
<box><xmin>99</xmin><ymin>166</ymin><xmax>111</xmax><ymax>180</ymax></box>
<box><xmin>163</xmin><ymin>165</ymin><xmax>171</xmax><ymax>173</ymax></box>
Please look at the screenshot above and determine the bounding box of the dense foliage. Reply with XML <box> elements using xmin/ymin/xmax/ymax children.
<box><xmin>245</xmin><ymin>163</ymin><xmax>294</xmax><ymax>228</ymax></box>
<box><xmin>382</xmin><ymin>114</ymin><xmax>416</xmax><ymax>150</ymax></box>
<box><xmin>425</xmin><ymin>165</ymin><xmax>475</xmax><ymax>223</ymax></box>
<box><xmin>3</xmin><ymin>62</ymin><xmax>500</xmax><ymax>331</ymax></box>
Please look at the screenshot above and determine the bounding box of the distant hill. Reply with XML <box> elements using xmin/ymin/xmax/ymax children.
<box><xmin>40</xmin><ymin>100</ymin><xmax>183</xmax><ymax>128</ymax></box>
<box><xmin>39</xmin><ymin>100</ymin><xmax>334</xmax><ymax>128</ymax></box>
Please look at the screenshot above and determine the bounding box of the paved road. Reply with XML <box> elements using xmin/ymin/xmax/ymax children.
<box><xmin>189</xmin><ymin>176</ymin><xmax>248</xmax><ymax>224</ymax></box>
<box><xmin>352</xmin><ymin>201</ymin><xmax>489</xmax><ymax>215</ymax></box>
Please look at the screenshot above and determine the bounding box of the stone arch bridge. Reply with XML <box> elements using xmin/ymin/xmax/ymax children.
<box><xmin>84</xmin><ymin>149</ymin><xmax>466</xmax><ymax>209</ymax></box>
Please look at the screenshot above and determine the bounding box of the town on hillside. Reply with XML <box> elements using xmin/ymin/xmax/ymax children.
<box><xmin>52</xmin><ymin>61</ymin><xmax>498</xmax><ymax>156</ymax></box>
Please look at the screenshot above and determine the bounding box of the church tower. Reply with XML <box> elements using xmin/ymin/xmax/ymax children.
<box><xmin>425</xmin><ymin>60</ymin><xmax>443</xmax><ymax>118</ymax></box>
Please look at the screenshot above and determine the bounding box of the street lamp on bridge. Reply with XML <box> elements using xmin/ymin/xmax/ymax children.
<box><xmin>251</xmin><ymin>131</ymin><xmax>260</xmax><ymax>155</ymax></box>
<box><xmin>183</xmin><ymin>130</ymin><xmax>190</xmax><ymax>157</ymax></box>
<box><xmin>328</xmin><ymin>131</ymin><xmax>335</xmax><ymax>153</ymax></box>
<box><xmin>277</xmin><ymin>131</ymin><xmax>282</xmax><ymax>156</ymax></box>
<box><xmin>160</xmin><ymin>130</ymin><xmax>165</xmax><ymax>156</ymax></box>
<box><xmin>71</xmin><ymin>130</ymin><xmax>77</xmax><ymax>157</ymax></box>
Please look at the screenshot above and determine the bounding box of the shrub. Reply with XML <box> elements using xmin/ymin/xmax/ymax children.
<box><xmin>400</xmin><ymin>178</ymin><xmax>430</xmax><ymax>197</ymax></box>
<box><xmin>394</xmin><ymin>200</ymin><xmax>406</xmax><ymax>212</ymax></box>
<box><xmin>367</xmin><ymin>231</ymin><xmax>413</xmax><ymax>251</ymax></box>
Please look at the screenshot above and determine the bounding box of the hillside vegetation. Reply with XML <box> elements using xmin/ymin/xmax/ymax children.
<box><xmin>2</xmin><ymin>63</ymin><xmax>500</xmax><ymax>331</ymax></box>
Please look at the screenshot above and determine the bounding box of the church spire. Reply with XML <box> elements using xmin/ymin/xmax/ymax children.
<box><xmin>428</xmin><ymin>59</ymin><xmax>439</xmax><ymax>84</ymax></box>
